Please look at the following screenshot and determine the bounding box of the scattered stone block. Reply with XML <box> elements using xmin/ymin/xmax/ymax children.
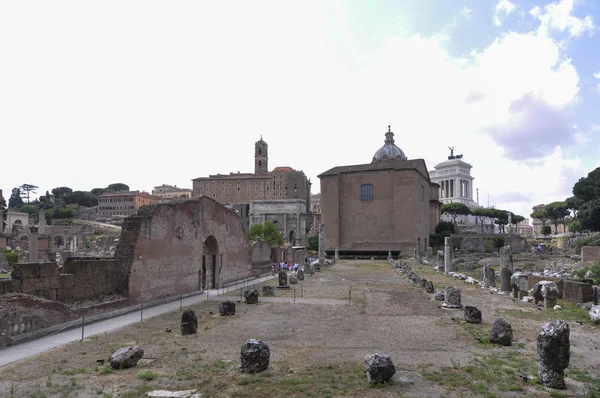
<box><xmin>425</xmin><ymin>280</ymin><xmax>435</xmax><ymax>294</ymax></box>
<box><xmin>490</xmin><ymin>319</ymin><xmax>513</xmax><ymax>346</ymax></box>
<box><xmin>244</xmin><ymin>289</ymin><xmax>259</xmax><ymax>304</ymax></box>
<box><xmin>180</xmin><ymin>309</ymin><xmax>198</xmax><ymax>335</ymax></box>
<box><xmin>219</xmin><ymin>300</ymin><xmax>236</xmax><ymax>316</ymax></box>
<box><xmin>278</xmin><ymin>271</ymin><xmax>288</xmax><ymax>287</ymax></box>
<box><xmin>289</xmin><ymin>274</ymin><xmax>298</xmax><ymax>284</ymax></box>
<box><xmin>297</xmin><ymin>270</ymin><xmax>304</xmax><ymax>281</ymax></box>
<box><xmin>542</xmin><ymin>282</ymin><xmax>559</xmax><ymax>308</ymax></box>
<box><xmin>434</xmin><ymin>290</ymin><xmax>445</xmax><ymax>301</ymax></box>
<box><xmin>590</xmin><ymin>305</ymin><xmax>600</xmax><ymax>324</ymax></box>
<box><xmin>364</xmin><ymin>353</ymin><xmax>396</xmax><ymax>383</ymax></box>
<box><xmin>442</xmin><ymin>286</ymin><xmax>463</xmax><ymax>309</ymax></box>
<box><xmin>240</xmin><ymin>339</ymin><xmax>270</xmax><ymax>373</ymax></box>
<box><xmin>464</xmin><ymin>306</ymin><xmax>482</xmax><ymax>324</ymax></box>
<box><xmin>538</xmin><ymin>320</ymin><xmax>570</xmax><ymax>390</ymax></box>
<box><xmin>262</xmin><ymin>285</ymin><xmax>275</xmax><ymax>296</ymax></box>
<box><xmin>109</xmin><ymin>346</ymin><xmax>144</xmax><ymax>369</ymax></box>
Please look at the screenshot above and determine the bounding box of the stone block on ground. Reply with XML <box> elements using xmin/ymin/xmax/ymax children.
<box><xmin>109</xmin><ymin>346</ymin><xmax>144</xmax><ymax>369</ymax></box>
<box><xmin>425</xmin><ymin>280</ymin><xmax>435</xmax><ymax>294</ymax></box>
<box><xmin>464</xmin><ymin>306</ymin><xmax>482</xmax><ymax>324</ymax></box>
<box><xmin>288</xmin><ymin>274</ymin><xmax>298</xmax><ymax>284</ymax></box>
<box><xmin>262</xmin><ymin>285</ymin><xmax>275</xmax><ymax>296</ymax></box>
<box><xmin>434</xmin><ymin>290</ymin><xmax>445</xmax><ymax>301</ymax></box>
<box><xmin>442</xmin><ymin>286</ymin><xmax>463</xmax><ymax>309</ymax></box>
<box><xmin>538</xmin><ymin>320</ymin><xmax>570</xmax><ymax>390</ymax></box>
<box><xmin>490</xmin><ymin>318</ymin><xmax>513</xmax><ymax>346</ymax></box>
<box><xmin>297</xmin><ymin>270</ymin><xmax>304</xmax><ymax>280</ymax></box>
<box><xmin>219</xmin><ymin>300</ymin><xmax>236</xmax><ymax>316</ymax></box>
<box><xmin>180</xmin><ymin>309</ymin><xmax>198</xmax><ymax>335</ymax></box>
<box><xmin>244</xmin><ymin>289</ymin><xmax>259</xmax><ymax>304</ymax></box>
<box><xmin>278</xmin><ymin>271</ymin><xmax>288</xmax><ymax>286</ymax></box>
<box><xmin>240</xmin><ymin>339</ymin><xmax>270</xmax><ymax>373</ymax></box>
<box><xmin>364</xmin><ymin>353</ymin><xmax>396</xmax><ymax>383</ymax></box>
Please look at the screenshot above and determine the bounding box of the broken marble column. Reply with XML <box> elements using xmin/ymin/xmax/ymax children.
<box><xmin>464</xmin><ymin>306</ymin><xmax>482</xmax><ymax>324</ymax></box>
<box><xmin>288</xmin><ymin>273</ymin><xmax>298</xmax><ymax>284</ymax></box>
<box><xmin>387</xmin><ymin>250</ymin><xmax>392</xmax><ymax>261</ymax></box>
<box><xmin>436</xmin><ymin>250</ymin><xmax>444</xmax><ymax>271</ymax></box>
<box><xmin>484</xmin><ymin>264</ymin><xmax>496</xmax><ymax>288</ymax></box>
<box><xmin>434</xmin><ymin>290</ymin><xmax>445</xmax><ymax>301</ymax></box>
<box><xmin>28</xmin><ymin>226</ymin><xmax>39</xmax><ymax>262</ymax></box>
<box><xmin>425</xmin><ymin>280</ymin><xmax>435</xmax><ymax>294</ymax></box>
<box><xmin>442</xmin><ymin>286</ymin><xmax>463</xmax><ymax>309</ymax></box>
<box><xmin>244</xmin><ymin>288</ymin><xmax>259</xmax><ymax>304</ymax></box>
<box><xmin>180</xmin><ymin>309</ymin><xmax>198</xmax><ymax>335</ymax></box>
<box><xmin>541</xmin><ymin>282</ymin><xmax>559</xmax><ymax>308</ymax></box>
<box><xmin>444</xmin><ymin>237</ymin><xmax>452</xmax><ymax>274</ymax></box>
<box><xmin>278</xmin><ymin>270</ymin><xmax>289</xmax><ymax>287</ymax></box>
<box><xmin>262</xmin><ymin>285</ymin><xmax>275</xmax><ymax>296</ymax></box>
<box><xmin>318</xmin><ymin>223</ymin><xmax>325</xmax><ymax>264</ymax></box>
<box><xmin>219</xmin><ymin>300</ymin><xmax>236</xmax><ymax>316</ymax></box>
<box><xmin>240</xmin><ymin>339</ymin><xmax>270</xmax><ymax>373</ymax></box>
<box><xmin>531</xmin><ymin>281</ymin><xmax>551</xmax><ymax>305</ymax></box>
<box><xmin>364</xmin><ymin>353</ymin><xmax>396</xmax><ymax>383</ymax></box>
<box><xmin>537</xmin><ymin>320</ymin><xmax>570</xmax><ymax>390</ymax></box>
<box><xmin>426</xmin><ymin>247</ymin><xmax>432</xmax><ymax>259</ymax></box>
<box><xmin>490</xmin><ymin>318</ymin><xmax>513</xmax><ymax>346</ymax></box>
<box><xmin>334</xmin><ymin>247</ymin><xmax>339</xmax><ymax>261</ymax></box>
<box><xmin>499</xmin><ymin>247</ymin><xmax>513</xmax><ymax>294</ymax></box>
<box><xmin>511</xmin><ymin>272</ymin><xmax>529</xmax><ymax>299</ymax></box>
<box><xmin>109</xmin><ymin>346</ymin><xmax>144</xmax><ymax>370</ymax></box>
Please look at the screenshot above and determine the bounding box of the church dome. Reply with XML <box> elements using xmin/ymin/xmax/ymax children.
<box><xmin>372</xmin><ymin>126</ymin><xmax>407</xmax><ymax>163</ymax></box>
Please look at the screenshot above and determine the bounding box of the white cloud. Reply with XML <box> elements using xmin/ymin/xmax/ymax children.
<box><xmin>0</xmin><ymin>0</ymin><xmax>593</xmax><ymax>221</ymax></box>
<box><xmin>531</xmin><ymin>0</ymin><xmax>595</xmax><ymax>38</ymax></box>
<box><xmin>493</xmin><ymin>0</ymin><xmax>516</xmax><ymax>26</ymax></box>
<box><xmin>594</xmin><ymin>71</ymin><xmax>600</xmax><ymax>91</ymax></box>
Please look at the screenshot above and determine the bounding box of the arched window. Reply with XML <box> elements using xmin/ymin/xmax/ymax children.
<box><xmin>258</xmin><ymin>148</ymin><xmax>262</xmax><ymax>156</ymax></box>
<box><xmin>258</xmin><ymin>160</ymin><xmax>262</xmax><ymax>167</ymax></box>
<box><xmin>360</xmin><ymin>184</ymin><xmax>374</xmax><ymax>201</ymax></box>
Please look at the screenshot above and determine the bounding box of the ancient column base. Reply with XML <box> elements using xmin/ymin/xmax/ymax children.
<box><xmin>441</xmin><ymin>303</ymin><xmax>464</xmax><ymax>310</ymax></box>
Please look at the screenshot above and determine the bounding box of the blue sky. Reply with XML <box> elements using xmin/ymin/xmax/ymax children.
<box><xmin>0</xmin><ymin>0</ymin><xmax>599</xmax><ymax>222</ymax></box>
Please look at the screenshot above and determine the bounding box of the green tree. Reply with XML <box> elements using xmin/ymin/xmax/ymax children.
<box><xmin>8</xmin><ymin>187</ymin><xmax>24</xmax><ymax>209</ymax></box>
<box><xmin>572</xmin><ymin>167</ymin><xmax>600</xmax><ymax>202</ymax></box>
<box><xmin>90</xmin><ymin>188</ymin><xmax>105</xmax><ymax>196</ymax></box>
<box><xmin>63</xmin><ymin>191</ymin><xmax>98</xmax><ymax>207</ymax></box>
<box><xmin>19</xmin><ymin>183</ymin><xmax>38</xmax><ymax>203</ymax></box>
<box><xmin>545</xmin><ymin>201</ymin><xmax>570</xmax><ymax>234</ymax></box>
<box><xmin>106</xmin><ymin>183</ymin><xmax>130</xmax><ymax>193</ymax></box>
<box><xmin>568</xmin><ymin>220</ymin><xmax>582</xmax><ymax>232</ymax></box>
<box><xmin>440</xmin><ymin>202</ymin><xmax>471</xmax><ymax>227</ymax></box>
<box><xmin>491</xmin><ymin>209</ymin><xmax>509</xmax><ymax>234</ymax></box>
<box><xmin>578</xmin><ymin>199</ymin><xmax>600</xmax><ymax>232</ymax></box>
<box><xmin>530</xmin><ymin>208</ymin><xmax>549</xmax><ymax>231</ymax></box>
<box><xmin>20</xmin><ymin>204</ymin><xmax>39</xmax><ymax>216</ymax></box>
<box><xmin>542</xmin><ymin>225</ymin><xmax>552</xmax><ymax>235</ymax></box>
<box><xmin>435</xmin><ymin>221</ymin><xmax>456</xmax><ymax>235</ymax></box>
<box><xmin>307</xmin><ymin>235</ymin><xmax>318</xmax><ymax>251</ymax></box>
<box><xmin>0</xmin><ymin>192</ymin><xmax>6</xmax><ymax>231</ymax></box>
<box><xmin>248</xmin><ymin>221</ymin><xmax>284</xmax><ymax>246</ymax></box>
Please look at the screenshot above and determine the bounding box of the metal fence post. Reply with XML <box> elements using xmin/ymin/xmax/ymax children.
<box><xmin>140</xmin><ymin>302</ymin><xmax>144</xmax><ymax>322</ymax></box>
<box><xmin>348</xmin><ymin>287</ymin><xmax>352</xmax><ymax>306</ymax></box>
<box><xmin>294</xmin><ymin>288</ymin><xmax>296</xmax><ymax>304</ymax></box>
<box><xmin>81</xmin><ymin>315</ymin><xmax>85</xmax><ymax>341</ymax></box>
<box><xmin>301</xmin><ymin>284</ymin><xmax>303</xmax><ymax>298</ymax></box>
<box><xmin>180</xmin><ymin>294</ymin><xmax>183</xmax><ymax>310</ymax></box>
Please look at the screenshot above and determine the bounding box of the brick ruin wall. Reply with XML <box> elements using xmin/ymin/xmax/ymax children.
<box><xmin>581</xmin><ymin>246</ymin><xmax>600</xmax><ymax>263</ymax></box>
<box><xmin>123</xmin><ymin>197</ymin><xmax>262</xmax><ymax>303</ymax></box>
<box><xmin>251</xmin><ymin>239</ymin><xmax>272</xmax><ymax>274</ymax></box>
<box><xmin>5</xmin><ymin>257</ymin><xmax>125</xmax><ymax>302</ymax></box>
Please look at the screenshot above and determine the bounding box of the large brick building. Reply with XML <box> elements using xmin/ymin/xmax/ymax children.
<box><xmin>97</xmin><ymin>191</ymin><xmax>160</xmax><ymax>218</ymax></box>
<box><xmin>192</xmin><ymin>137</ymin><xmax>312</xmax><ymax>243</ymax></box>
<box><xmin>318</xmin><ymin>126</ymin><xmax>441</xmax><ymax>257</ymax></box>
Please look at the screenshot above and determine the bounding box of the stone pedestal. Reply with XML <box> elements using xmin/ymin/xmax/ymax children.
<box><xmin>276</xmin><ymin>270</ymin><xmax>290</xmax><ymax>289</ymax></box>
<box><xmin>444</xmin><ymin>237</ymin><xmax>452</xmax><ymax>274</ymax></box>
<box><xmin>442</xmin><ymin>286</ymin><xmax>463</xmax><ymax>309</ymax></box>
<box><xmin>29</xmin><ymin>226</ymin><xmax>39</xmax><ymax>263</ymax></box>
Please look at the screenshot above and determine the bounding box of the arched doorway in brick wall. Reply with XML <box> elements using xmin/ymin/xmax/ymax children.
<box><xmin>202</xmin><ymin>235</ymin><xmax>219</xmax><ymax>290</ymax></box>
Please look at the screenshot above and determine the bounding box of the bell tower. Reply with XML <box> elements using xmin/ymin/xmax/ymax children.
<box><xmin>255</xmin><ymin>136</ymin><xmax>268</xmax><ymax>175</ymax></box>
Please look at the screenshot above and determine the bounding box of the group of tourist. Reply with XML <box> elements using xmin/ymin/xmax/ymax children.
<box><xmin>271</xmin><ymin>261</ymin><xmax>299</xmax><ymax>275</ymax></box>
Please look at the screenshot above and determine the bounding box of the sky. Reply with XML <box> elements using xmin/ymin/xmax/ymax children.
<box><xmin>1</xmin><ymin>0</ymin><xmax>600</xmax><ymax>223</ymax></box>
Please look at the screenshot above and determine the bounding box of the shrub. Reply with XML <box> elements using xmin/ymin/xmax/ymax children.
<box><xmin>542</xmin><ymin>226</ymin><xmax>552</xmax><ymax>235</ymax></box>
<box><xmin>492</xmin><ymin>236</ymin><xmax>506</xmax><ymax>249</ymax></box>
<box><xmin>572</xmin><ymin>262</ymin><xmax>600</xmax><ymax>285</ymax></box>
<box><xmin>435</xmin><ymin>221</ymin><xmax>456</xmax><ymax>235</ymax></box>
<box><xmin>429</xmin><ymin>233</ymin><xmax>445</xmax><ymax>249</ymax></box>
<box><xmin>307</xmin><ymin>235</ymin><xmax>318</xmax><ymax>251</ymax></box>
<box><xmin>4</xmin><ymin>250</ymin><xmax>18</xmax><ymax>265</ymax></box>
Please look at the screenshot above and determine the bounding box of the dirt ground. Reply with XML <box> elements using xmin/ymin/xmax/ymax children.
<box><xmin>0</xmin><ymin>259</ymin><xmax>598</xmax><ymax>398</ymax></box>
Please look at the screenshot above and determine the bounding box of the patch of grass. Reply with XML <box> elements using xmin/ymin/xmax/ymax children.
<box><xmin>100</xmin><ymin>367</ymin><xmax>113</xmax><ymax>375</ymax></box>
<box><xmin>62</xmin><ymin>367</ymin><xmax>89</xmax><ymax>376</ymax></box>
<box><xmin>421</xmin><ymin>349</ymin><xmax>536</xmax><ymax>395</ymax></box>
<box><xmin>137</xmin><ymin>370</ymin><xmax>158</xmax><ymax>381</ymax></box>
<box><xmin>499</xmin><ymin>302</ymin><xmax>596</xmax><ymax>325</ymax></box>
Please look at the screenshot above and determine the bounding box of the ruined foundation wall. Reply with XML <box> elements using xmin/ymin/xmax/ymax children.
<box><xmin>251</xmin><ymin>240</ymin><xmax>272</xmax><ymax>274</ymax></box>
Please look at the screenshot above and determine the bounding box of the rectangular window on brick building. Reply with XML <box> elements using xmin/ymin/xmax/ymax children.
<box><xmin>360</xmin><ymin>184</ymin><xmax>374</xmax><ymax>201</ymax></box>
